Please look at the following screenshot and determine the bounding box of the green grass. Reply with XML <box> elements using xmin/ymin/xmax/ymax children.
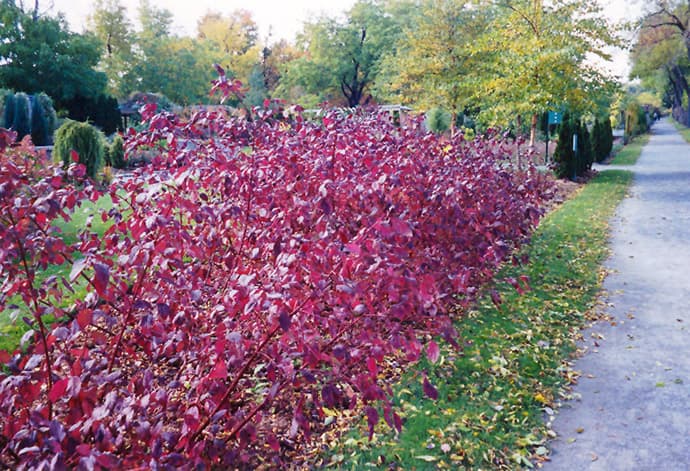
<box><xmin>609</xmin><ymin>134</ymin><xmax>649</xmax><ymax>165</ymax></box>
<box><xmin>330</xmin><ymin>170</ymin><xmax>633</xmax><ymax>470</ymax></box>
<box><xmin>0</xmin><ymin>196</ymin><xmax>114</xmax><ymax>352</ymax></box>
<box><xmin>671</xmin><ymin>119</ymin><xmax>690</xmax><ymax>143</ymax></box>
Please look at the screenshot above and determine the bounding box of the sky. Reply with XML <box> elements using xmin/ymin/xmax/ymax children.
<box><xmin>49</xmin><ymin>0</ymin><xmax>642</xmax><ymax>79</ymax></box>
<box><xmin>50</xmin><ymin>0</ymin><xmax>357</xmax><ymax>42</ymax></box>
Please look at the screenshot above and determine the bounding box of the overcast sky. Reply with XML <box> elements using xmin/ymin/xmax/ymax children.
<box><xmin>50</xmin><ymin>0</ymin><xmax>642</xmax><ymax>79</ymax></box>
<box><xmin>50</xmin><ymin>0</ymin><xmax>356</xmax><ymax>42</ymax></box>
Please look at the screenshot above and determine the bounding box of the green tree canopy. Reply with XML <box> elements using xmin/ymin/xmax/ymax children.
<box><xmin>276</xmin><ymin>0</ymin><xmax>402</xmax><ymax>107</ymax></box>
<box><xmin>631</xmin><ymin>2</ymin><xmax>690</xmax><ymax>124</ymax></box>
<box><xmin>0</xmin><ymin>0</ymin><xmax>107</xmax><ymax>107</ymax></box>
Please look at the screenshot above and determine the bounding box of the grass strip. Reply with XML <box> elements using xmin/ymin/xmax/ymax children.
<box><xmin>609</xmin><ymin>134</ymin><xmax>649</xmax><ymax>165</ymax></box>
<box><xmin>671</xmin><ymin>119</ymin><xmax>690</xmax><ymax>143</ymax></box>
<box><xmin>329</xmin><ymin>170</ymin><xmax>633</xmax><ymax>470</ymax></box>
<box><xmin>0</xmin><ymin>196</ymin><xmax>113</xmax><ymax>352</ymax></box>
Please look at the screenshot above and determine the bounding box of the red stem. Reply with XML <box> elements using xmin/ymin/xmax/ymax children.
<box><xmin>184</xmin><ymin>295</ymin><xmax>312</xmax><ymax>450</ymax></box>
<box><xmin>8</xmin><ymin>213</ymin><xmax>54</xmax><ymax>419</ymax></box>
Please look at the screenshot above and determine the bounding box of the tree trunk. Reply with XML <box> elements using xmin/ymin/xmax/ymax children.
<box><xmin>529</xmin><ymin>113</ymin><xmax>538</xmax><ymax>147</ymax></box>
<box><xmin>670</xmin><ymin>65</ymin><xmax>690</xmax><ymax>126</ymax></box>
<box><xmin>516</xmin><ymin>114</ymin><xmax>522</xmax><ymax>169</ymax></box>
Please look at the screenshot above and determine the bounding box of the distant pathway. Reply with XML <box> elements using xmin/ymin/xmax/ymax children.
<box><xmin>544</xmin><ymin>118</ymin><xmax>690</xmax><ymax>469</ymax></box>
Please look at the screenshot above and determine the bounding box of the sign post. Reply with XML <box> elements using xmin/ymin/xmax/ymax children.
<box><xmin>572</xmin><ymin>133</ymin><xmax>578</xmax><ymax>180</ymax></box>
<box><xmin>545</xmin><ymin>111</ymin><xmax>562</xmax><ymax>164</ymax></box>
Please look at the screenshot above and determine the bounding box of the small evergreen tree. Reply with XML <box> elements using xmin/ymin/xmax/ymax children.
<box><xmin>109</xmin><ymin>134</ymin><xmax>126</xmax><ymax>169</ymax></box>
<box><xmin>579</xmin><ymin>119</ymin><xmax>594</xmax><ymax>173</ymax></box>
<box><xmin>552</xmin><ymin>112</ymin><xmax>575</xmax><ymax>179</ymax></box>
<box><xmin>54</xmin><ymin>120</ymin><xmax>105</xmax><ymax>178</ymax></box>
<box><xmin>244</xmin><ymin>65</ymin><xmax>269</xmax><ymax>109</ymax></box>
<box><xmin>425</xmin><ymin>107</ymin><xmax>452</xmax><ymax>134</ymax></box>
<box><xmin>36</xmin><ymin>93</ymin><xmax>58</xmax><ymax>144</ymax></box>
<box><xmin>603</xmin><ymin>117</ymin><xmax>613</xmax><ymax>157</ymax></box>
<box><xmin>12</xmin><ymin>93</ymin><xmax>32</xmax><ymax>140</ymax></box>
<box><xmin>3</xmin><ymin>93</ymin><xmax>15</xmax><ymax>129</ymax></box>
<box><xmin>592</xmin><ymin>118</ymin><xmax>604</xmax><ymax>163</ymax></box>
<box><xmin>30</xmin><ymin>96</ymin><xmax>49</xmax><ymax>146</ymax></box>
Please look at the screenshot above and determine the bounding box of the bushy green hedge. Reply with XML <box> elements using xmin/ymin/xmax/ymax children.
<box><xmin>54</xmin><ymin>120</ymin><xmax>105</xmax><ymax>178</ymax></box>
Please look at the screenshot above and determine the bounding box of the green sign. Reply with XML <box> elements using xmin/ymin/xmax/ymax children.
<box><xmin>547</xmin><ymin>111</ymin><xmax>562</xmax><ymax>125</ymax></box>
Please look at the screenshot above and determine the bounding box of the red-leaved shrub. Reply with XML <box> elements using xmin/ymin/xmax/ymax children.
<box><xmin>0</xmin><ymin>87</ymin><xmax>550</xmax><ymax>468</ymax></box>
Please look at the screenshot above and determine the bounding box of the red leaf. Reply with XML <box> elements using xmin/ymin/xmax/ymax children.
<box><xmin>77</xmin><ymin>309</ymin><xmax>92</xmax><ymax>329</ymax></box>
<box><xmin>366</xmin><ymin>357</ymin><xmax>378</xmax><ymax>377</ymax></box>
<box><xmin>279</xmin><ymin>311</ymin><xmax>291</xmax><ymax>332</ymax></box>
<box><xmin>76</xmin><ymin>444</ymin><xmax>91</xmax><ymax>456</ymax></box>
<box><xmin>266</xmin><ymin>433</ymin><xmax>280</xmax><ymax>452</ymax></box>
<box><xmin>423</xmin><ymin>376</ymin><xmax>438</xmax><ymax>400</ymax></box>
<box><xmin>95</xmin><ymin>453</ymin><xmax>120</xmax><ymax>468</ymax></box>
<box><xmin>70</xmin><ymin>149</ymin><xmax>79</xmax><ymax>162</ymax></box>
<box><xmin>393</xmin><ymin>412</ymin><xmax>403</xmax><ymax>432</ymax></box>
<box><xmin>213</xmin><ymin>63</ymin><xmax>226</xmax><ymax>77</ymax></box>
<box><xmin>48</xmin><ymin>378</ymin><xmax>69</xmax><ymax>403</ymax></box>
<box><xmin>92</xmin><ymin>263</ymin><xmax>109</xmax><ymax>296</ymax></box>
<box><xmin>69</xmin><ymin>258</ymin><xmax>87</xmax><ymax>283</ymax></box>
<box><xmin>208</xmin><ymin>359</ymin><xmax>228</xmax><ymax>380</ymax></box>
<box><xmin>426</xmin><ymin>340</ymin><xmax>440</xmax><ymax>364</ymax></box>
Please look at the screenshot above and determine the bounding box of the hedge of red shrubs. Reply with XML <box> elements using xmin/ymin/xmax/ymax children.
<box><xmin>0</xmin><ymin>96</ymin><xmax>550</xmax><ymax>468</ymax></box>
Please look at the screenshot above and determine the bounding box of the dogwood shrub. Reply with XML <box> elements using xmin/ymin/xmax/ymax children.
<box><xmin>0</xmin><ymin>89</ymin><xmax>550</xmax><ymax>468</ymax></box>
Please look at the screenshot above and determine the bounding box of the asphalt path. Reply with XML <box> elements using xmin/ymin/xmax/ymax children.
<box><xmin>544</xmin><ymin>118</ymin><xmax>690</xmax><ymax>470</ymax></box>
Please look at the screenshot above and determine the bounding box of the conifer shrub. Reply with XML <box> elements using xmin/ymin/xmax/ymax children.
<box><xmin>578</xmin><ymin>119</ymin><xmax>594</xmax><ymax>173</ymax></box>
<box><xmin>103</xmin><ymin>137</ymin><xmax>112</xmax><ymax>166</ymax></box>
<box><xmin>552</xmin><ymin>112</ymin><xmax>575</xmax><ymax>179</ymax></box>
<box><xmin>12</xmin><ymin>92</ymin><xmax>31</xmax><ymax>140</ymax></box>
<box><xmin>36</xmin><ymin>93</ymin><xmax>58</xmax><ymax>144</ymax></box>
<box><xmin>0</xmin><ymin>89</ymin><xmax>13</xmax><ymax>126</ymax></box>
<box><xmin>425</xmin><ymin>107</ymin><xmax>452</xmax><ymax>134</ymax></box>
<box><xmin>603</xmin><ymin>117</ymin><xmax>614</xmax><ymax>157</ymax></box>
<box><xmin>54</xmin><ymin>120</ymin><xmax>104</xmax><ymax>178</ymax></box>
<box><xmin>109</xmin><ymin>134</ymin><xmax>126</xmax><ymax>169</ymax></box>
<box><xmin>592</xmin><ymin>118</ymin><xmax>605</xmax><ymax>163</ymax></box>
<box><xmin>30</xmin><ymin>96</ymin><xmax>49</xmax><ymax>146</ymax></box>
<box><xmin>2</xmin><ymin>93</ymin><xmax>15</xmax><ymax>129</ymax></box>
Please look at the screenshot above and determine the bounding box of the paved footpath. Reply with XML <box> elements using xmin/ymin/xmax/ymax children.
<box><xmin>544</xmin><ymin>118</ymin><xmax>690</xmax><ymax>470</ymax></box>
